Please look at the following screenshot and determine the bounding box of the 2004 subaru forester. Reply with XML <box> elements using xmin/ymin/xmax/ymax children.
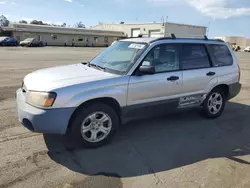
<box><xmin>16</xmin><ymin>36</ymin><xmax>241</xmax><ymax>148</ymax></box>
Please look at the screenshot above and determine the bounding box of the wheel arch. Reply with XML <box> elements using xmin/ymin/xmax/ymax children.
<box><xmin>210</xmin><ymin>84</ymin><xmax>229</xmax><ymax>99</ymax></box>
<box><xmin>67</xmin><ymin>97</ymin><xmax>122</xmax><ymax>133</ymax></box>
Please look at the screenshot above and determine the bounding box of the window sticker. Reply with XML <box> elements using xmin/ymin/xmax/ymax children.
<box><xmin>128</xmin><ymin>43</ymin><xmax>145</xmax><ymax>49</ymax></box>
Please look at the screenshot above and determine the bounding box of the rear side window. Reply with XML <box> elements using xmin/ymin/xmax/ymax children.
<box><xmin>182</xmin><ymin>44</ymin><xmax>211</xmax><ymax>70</ymax></box>
<box><xmin>208</xmin><ymin>44</ymin><xmax>233</xmax><ymax>66</ymax></box>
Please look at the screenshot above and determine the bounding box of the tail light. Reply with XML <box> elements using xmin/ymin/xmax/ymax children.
<box><xmin>237</xmin><ymin>64</ymin><xmax>241</xmax><ymax>81</ymax></box>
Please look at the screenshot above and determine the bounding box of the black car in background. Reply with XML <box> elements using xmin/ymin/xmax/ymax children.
<box><xmin>20</xmin><ymin>38</ymin><xmax>43</xmax><ymax>47</ymax></box>
<box><xmin>0</xmin><ymin>37</ymin><xmax>19</xmax><ymax>46</ymax></box>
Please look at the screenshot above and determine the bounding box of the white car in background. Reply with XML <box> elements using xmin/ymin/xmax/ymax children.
<box><xmin>244</xmin><ymin>46</ymin><xmax>250</xmax><ymax>52</ymax></box>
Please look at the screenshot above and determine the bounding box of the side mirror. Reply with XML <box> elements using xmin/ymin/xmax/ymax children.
<box><xmin>139</xmin><ymin>65</ymin><xmax>155</xmax><ymax>75</ymax></box>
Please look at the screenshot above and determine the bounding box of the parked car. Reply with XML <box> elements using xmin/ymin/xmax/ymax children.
<box><xmin>244</xmin><ymin>46</ymin><xmax>250</xmax><ymax>52</ymax></box>
<box><xmin>20</xmin><ymin>38</ymin><xmax>43</xmax><ymax>47</ymax></box>
<box><xmin>0</xmin><ymin>36</ymin><xmax>19</xmax><ymax>46</ymax></box>
<box><xmin>231</xmin><ymin>43</ymin><xmax>241</xmax><ymax>51</ymax></box>
<box><xmin>16</xmin><ymin>36</ymin><xmax>241</xmax><ymax>148</ymax></box>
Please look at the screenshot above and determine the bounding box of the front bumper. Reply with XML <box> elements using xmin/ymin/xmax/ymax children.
<box><xmin>16</xmin><ymin>89</ymin><xmax>75</xmax><ymax>135</ymax></box>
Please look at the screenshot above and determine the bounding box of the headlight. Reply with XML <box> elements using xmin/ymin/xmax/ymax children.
<box><xmin>26</xmin><ymin>91</ymin><xmax>57</xmax><ymax>107</ymax></box>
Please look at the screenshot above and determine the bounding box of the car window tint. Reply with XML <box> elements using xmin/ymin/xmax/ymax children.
<box><xmin>208</xmin><ymin>44</ymin><xmax>233</xmax><ymax>66</ymax></box>
<box><xmin>182</xmin><ymin>44</ymin><xmax>210</xmax><ymax>70</ymax></box>
<box><xmin>143</xmin><ymin>44</ymin><xmax>180</xmax><ymax>73</ymax></box>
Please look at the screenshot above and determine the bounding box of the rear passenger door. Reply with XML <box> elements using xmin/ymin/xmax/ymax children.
<box><xmin>181</xmin><ymin>43</ymin><xmax>218</xmax><ymax>97</ymax></box>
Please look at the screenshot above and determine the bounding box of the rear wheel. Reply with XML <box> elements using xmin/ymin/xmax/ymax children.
<box><xmin>202</xmin><ymin>88</ymin><xmax>226</xmax><ymax>119</ymax></box>
<box><xmin>66</xmin><ymin>103</ymin><xmax>119</xmax><ymax>148</ymax></box>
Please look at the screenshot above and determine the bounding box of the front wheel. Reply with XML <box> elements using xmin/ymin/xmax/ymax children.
<box><xmin>202</xmin><ymin>88</ymin><xmax>226</xmax><ymax>119</ymax></box>
<box><xmin>67</xmin><ymin>103</ymin><xmax>119</xmax><ymax>148</ymax></box>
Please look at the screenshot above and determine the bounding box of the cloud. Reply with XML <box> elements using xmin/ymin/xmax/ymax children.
<box><xmin>187</xmin><ymin>0</ymin><xmax>250</xmax><ymax>19</ymax></box>
<box><xmin>0</xmin><ymin>1</ymin><xmax>6</xmax><ymax>4</ymax></box>
<box><xmin>150</xmin><ymin>0</ymin><xmax>250</xmax><ymax>19</ymax></box>
<box><xmin>64</xmin><ymin>0</ymin><xmax>73</xmax><ymax>2</ymax></box>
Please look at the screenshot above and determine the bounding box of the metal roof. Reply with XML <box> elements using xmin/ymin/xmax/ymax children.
<box><xmin>4</xmin><ymin>23</ymin><xmax>125</xmax><ymax>37</ymax></box>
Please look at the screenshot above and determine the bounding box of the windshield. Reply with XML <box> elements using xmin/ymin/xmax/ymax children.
<box><xmin>89</xmin><ymin>41</ymin><xmax>148</xmax><ymax>74</ymax></box>
<box><xmin>24</xmin><ymin>38</ymin><xmax>34</xmax><ymax>42</ymax></box>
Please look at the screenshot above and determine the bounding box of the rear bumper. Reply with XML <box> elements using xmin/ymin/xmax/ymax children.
<box><xmin>16</xmin><ymin>89</ymin><xmax>75</xmax><ymax>135</ymax></box>
<box><xmin>228</xmin><ymin>82</ymin><xmax>241</xmax><ymax>100</ymax></box>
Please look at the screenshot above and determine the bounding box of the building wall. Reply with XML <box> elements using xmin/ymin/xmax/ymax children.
<box><xmin>92</xmin><ymin>23</ymin><xmax>207</xmax><ymax>38</ymax></box>
<box><xmin>91</xmin><ymin>23</ymin><xmax>165</xmax><ymax>37</ymax></box>
<box><xmin>13</xmin><ymin>31</ymin><xmax>116</xmax><ymax>46</ymax></box>
<box><xmin>10</xmin><ymin>23</ymin><xmax>125</xmax><ymax>47</ymax></box>
<box><xmin>215</xmin><ymin>36</ymin><xmax>250</xmax><ymax>48</ymax></box>
<box><xmin>165</xmin><ymin>23</ymin><xmax>207</xmax><ymax>38</ymax></box>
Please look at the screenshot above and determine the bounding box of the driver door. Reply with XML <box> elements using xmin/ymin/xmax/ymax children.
<box><xmin>125</xmin><ymin>43</ymin><xmax>183</xmax><ymax>118</ymax></box>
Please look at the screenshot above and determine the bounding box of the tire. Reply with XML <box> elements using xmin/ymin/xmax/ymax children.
<box><xmin>66</xmin><ymin>103</ymin><xmax>119</xmax><ymax>148</ymax></box>
<box><xmin>202</xmin><ymin>88</ymin><xmax>226</xmax><ymax>119</ymax></box>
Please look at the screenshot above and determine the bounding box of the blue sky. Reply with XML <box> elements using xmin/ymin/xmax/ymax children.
<box><xmin>1</xmin><ymin>0</ymin><xmax>250</xmax><ymax>38</ymax></box>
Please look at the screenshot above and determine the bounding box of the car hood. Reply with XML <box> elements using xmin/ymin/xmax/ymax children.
<box><xmin>24</xmin><ymin>63</ymin><xmax>118</xmax><ymax>91</ymax></box>
<box><xmin>20</xmin><ymin>41</ymin><xmax>30</xmax><ymax>44</ymax></box>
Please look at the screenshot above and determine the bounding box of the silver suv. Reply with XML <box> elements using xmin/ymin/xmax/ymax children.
<box><xmin>16</xmin><ymin>36</ymin><xmax>241</xmax><ymax>148</ymax></box>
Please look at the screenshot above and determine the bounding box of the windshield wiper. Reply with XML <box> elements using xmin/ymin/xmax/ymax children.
<box><xmin>96</xmin><ymin>65</ymin><xmax>106</xmax><ymax>71</ymax></box>
<box><xmin>88</xmin><ymin>63</ymin><xmax>106</xmax><ymax>71</ymax></box>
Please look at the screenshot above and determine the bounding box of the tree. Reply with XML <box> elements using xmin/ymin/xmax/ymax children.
<box><xmin>30</xmin><ymin>20</ymin><xmax>39</xmax><ymax>24</ymax></box>
<box><xmin>19</xmin><ymin>20</ymin><xmax>28</xmax><ymax>24</ymax></box>
<box><xmin>75</xmin><ymin>21</ymin><xmax>85</xmax><ymax>28</ymax></box>
<box><xmin>0</xmin><ymin>15</ymin><xmax>10</xmax><ymax>26</ymax></box>
<box><xmin>61</xmin><ymin>22</ymin><xmax>67</xmax><ymax>27</ymax></box>
<box><xmin>30</xmin><ymin>20</ymin><xmax>44</xmax><ymax>25</ymax></box>
<box><xmin>37</xmin><ymin>21</ymin><xmax>43</xmax><ymax>25</ymax></box>
<box><xmin>120</xmin><ymin>21</ymin><xmax>125</xmax><ymax>24</ymax></box>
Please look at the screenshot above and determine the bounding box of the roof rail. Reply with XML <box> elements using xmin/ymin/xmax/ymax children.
<box><xmin>150</xmin><ymin>35</ymin><xmax>225</xmax><ymax>43</ymax></box>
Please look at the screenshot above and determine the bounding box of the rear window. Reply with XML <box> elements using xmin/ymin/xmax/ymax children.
<box><xmin>208</xmin><ymin>44</ymin><xmax>233</xmax><ymax>66</ymax></box>
<box><xmin>182</xmin><ymin>44</ymin><xmax>211</xmax><ymax>70</ymax></box>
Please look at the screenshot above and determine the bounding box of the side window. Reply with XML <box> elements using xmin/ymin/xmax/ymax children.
<box><xmin>143</xmin><ymin>44</ymin><xmax>180</xmax><ymax>73</ymax></box>
<box><xmin>182</xmin><ymin>44</ymin><xmax>211</xmax><ymax>70</ymax></box>
<box><xmin>51</xmin><ymin>34</ymin><xmax>57</xmax><ymax>40</ymax></box>
<box><xmin>208</xmin><ymin>44</ymin><xmax>233</xmax><ymax>66</ymax></box>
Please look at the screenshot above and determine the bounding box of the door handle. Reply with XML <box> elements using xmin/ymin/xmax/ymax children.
<box><xmin>167</xmin><ymin>76</ymin><xmax>179</xmax><ymax>81</ymax></box>
<box><xmin>206</xmin><ymin>72</ymin><xmax>216</xmax><ymax>76</ymax></box>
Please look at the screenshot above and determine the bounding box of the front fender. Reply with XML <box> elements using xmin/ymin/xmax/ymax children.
<box><xmin>65</xmin><ymin>85</ymin><xmax>127</xmax><ymax>108</ymax></box>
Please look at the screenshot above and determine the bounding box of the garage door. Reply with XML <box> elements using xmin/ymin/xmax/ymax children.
<box><xmin>131</xmin><ymin>29</ymin><xmax>140</xmax><ymax>37</ymax></box>
<box><xmin>149</xmin><ymin>30</ymin><xmax>162</xmax><ymax>37</ymax></box>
